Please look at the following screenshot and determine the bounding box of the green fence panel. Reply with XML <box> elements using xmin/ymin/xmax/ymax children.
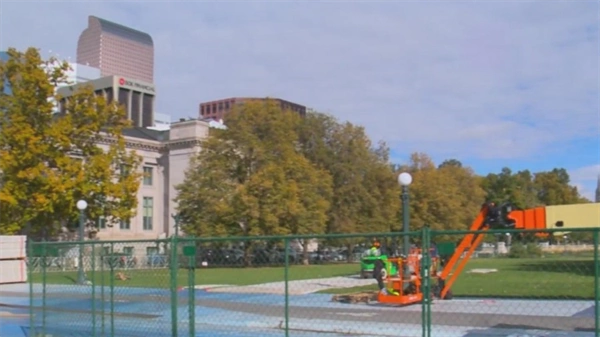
<box><xmin>24</xmin><ymin>227</ymin><xmax>599</xmax><ymax>337</ymax></box>
<box><xmin>595</xmin><ymin>230</ymin><xmax>599</xmax><ymax>337</ymax></box>
<box><xmin>284</xmin><ymin>237</ymin><xmax>290</xmax><ymax>337</ymax></box>
<box><xmin>169</xmin><ymin>235</ymin><xmax>178</xmax><ymax>337</ymax></box>
<box><xmin>429</xmin><ymin>227</ymin><xmax>597</xmax><ymax>337</ymax></box>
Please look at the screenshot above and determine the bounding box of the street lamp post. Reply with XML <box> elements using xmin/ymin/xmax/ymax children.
<box><xmin>76</xmin><ymin>199</ymin><xmax>88</xmax><ymax>285</ymax></box>
<box><xmin>397</xmin><ymin>172</ymin><xmax>413</xmax><ymax>257</ymax></box>
<box><xmin>171</xmin><ymin>213</ymin><xmax>180</xmax><ymax>237</ymax></box>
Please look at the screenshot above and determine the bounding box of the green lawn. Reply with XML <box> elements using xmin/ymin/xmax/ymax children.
<box><xmin>30</xmin><ymin>263</ymin><xmax>359</xmax><ymax>288</ymax></box>
<box><xmin>31</xmin><ymin>256</ymin><xmax>596</xmax><ymax>299</ymax></box>
<box><xmin>321</xmin><ymin>256</ymin><xmax>596</xmax><ymax>300</ymax></box>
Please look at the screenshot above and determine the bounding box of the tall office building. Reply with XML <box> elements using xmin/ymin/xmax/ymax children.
<box><xmin>76</xmin><ymin>15</ymin><xmax>154</xmax><ymax>83</ymax></box>
<box><xmin>58</xmin><ymin>75</ymin><xmax>156</xmax><ymax>127</ymax></box>
<box><xmin>199</xmin><ymin>97</ymin><xmax>307</xmax><ymax>121</ymax></box>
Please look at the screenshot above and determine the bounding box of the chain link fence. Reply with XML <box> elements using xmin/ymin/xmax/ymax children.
<box><xmin>19</xmin><ymin>228</ymin><xmax>600</xmax><ymax>337</ymax></box>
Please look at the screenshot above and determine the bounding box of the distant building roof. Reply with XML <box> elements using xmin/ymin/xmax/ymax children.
<box><xmin>123</xmin><ymin>127</ymin><xmax>169</xmax><ymax>141</ymax></box>
<box><xmin>92</xmin><ymin>16</ymin><xmax>153</xmax><ymax>46</ymax></box>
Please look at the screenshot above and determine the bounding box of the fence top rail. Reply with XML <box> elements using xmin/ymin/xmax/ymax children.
<box><xmin>29</xmin><ymin>230</ymin><xmax>423</xmax><ymax>246</ymax></box>
<box><xmin>27</xmin><ymin>227</ymin><xmax>598</xmax><ymax>247</ymax></box>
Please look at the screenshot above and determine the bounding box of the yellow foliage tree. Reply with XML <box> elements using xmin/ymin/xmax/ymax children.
<box><xmin>400</xmin><ymin>153</ymin><xmax>486</xmax><ymax>242</ymax></box>
<box><xmin>176</xmin><ymin>100</ymin><xmax>332</xmax><ymax>264</ymax></box>
<box><xmin>0</xmin><ymin>47</ymin><xmax>142</xmax><ymax>237</ymax></box>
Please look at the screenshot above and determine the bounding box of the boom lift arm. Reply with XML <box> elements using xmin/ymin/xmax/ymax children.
<box><xmin>437</xmin><ymin>202</ymin><xmax>517</xmax><ymax>299</ymax></box>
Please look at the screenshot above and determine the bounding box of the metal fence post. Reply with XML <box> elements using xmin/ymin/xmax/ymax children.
<box><xmin>594</xmin><ymin>229</ymin><xmax>599</xmax><ymax>337</ymax></box>
<box><xmin>91</xmin><ymin>242</ymin><xmax>97</xmax><ymax>337</ymax></box>
<box><xmin>284</xmin><ymin>237</ymin><xmax>290</xmax><ymax>337</ymax></box>
<box><xmin>109</xmin><ymin>242</ymin><xmax>115</xmax><ymax>337</ymax></box>
<box><xmin>41</xmin><ymin>241</ymin><xmax>49</xmax><ymax>335</ymax></box>
<box><xmin>170</xmin><ymin>235</ymin><xmax>178</xmax><ymax>337</ymax></box>
<box><xmin>28</xmin><ymin>239</ymin><xmax>35</xmax><ymax>336</ymax></box>
<box><xmin>186</xmin><ymin>240</ymin><xmax>196</xmax><ymax>337</ymax></box>
<box><xmin>100</xmin><ymin>244</ymin><xmax>105</xmax><ymax>337</ymax></box>
<box><xmin>420</xmin><ymin>227</ymin><xmax>431</xmax><ymax>337</ymax></box>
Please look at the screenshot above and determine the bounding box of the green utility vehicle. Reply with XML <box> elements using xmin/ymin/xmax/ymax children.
<box><xmin>359</xmin><ymin>254</ymin><xmax>398</xmax><ymax>279</ymax></box>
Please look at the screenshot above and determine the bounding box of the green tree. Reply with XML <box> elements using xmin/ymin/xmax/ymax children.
<box><xmin>398</xmin><ymin>153</ymin><xmax>486</xmax><ymax>242</ymax></box>
<box><xmin>175</xmin><ymin>100</ymin><xmax>332</xmax><ymax>264</ymax></box>
<box><xmin>297</xmin><ymin>111</ymin><xmax>400</xmax><ymax>254</ymax></box>
<box><xmin>481</xmin><ymin>168</ymin><xmax>540</xmax><ymax>209</ymax></box>
<box><xmin>533</xmin><ymin>168</ymin><xmax>587</xmax><ymax>205</ymax></box>
<box><xmin>0</xmin><ymin>47</ymin><xmax>142</xmax><ymax>237</ymax></box>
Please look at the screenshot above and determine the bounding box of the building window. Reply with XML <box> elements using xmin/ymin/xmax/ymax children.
<box><xmin>143</xmin><ymin>197</ymin><xmax>153</xmax><ymax>230</ymax></box>
<box><xmin>118</xmin><ymin>88</ymin><xmax>130</xmax><ymax>116</ymax></box>
<box><xmin>131</xmin><ymin>91</ymin><xmax>141</xmax><ymax>127</ymax></box>
<box><xmin>120</xmin><ymin>219</ymin><xmax>130</xmax><ymax>230</ymax></box>
<box><xmin>146</xmin><ymin>246</ymin><xmax>158</xmax><ymax>255</ymax></box>
<box><xmin>120</xmin><ymin>164</ymin><xmax>130</xmax><ymax>177</ymax></box>
<box><xmin>97</xmin><ymin>216</ymin><xmax>106</xmax><ymax>229</ymax></box>
<box><xmin>123</xmin><ymin>246</ymin><xmax>134</xmax><ymax>255</ymax></box>
<box><xmin>142</xmin><ymin>94</ymin><xmax>153</xmax><ymax>127</ymax></box>
<box><xmin>143</xmin><ymin>166</ymin><xmax>153</xmax><ymax>186</ymax></box>
<box><xmin>106</xmin><ymin>89</ymin><xmax>114</xmax><ymax>104</ymax></box>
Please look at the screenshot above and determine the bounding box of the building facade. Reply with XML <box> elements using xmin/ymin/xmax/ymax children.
<box><xmin>43</xmin><ymin>60</ymin><xmax>102</xmax><ymax>112</ymax></box>
<box><xmin>60</xmin><ymin>119</ymin><xmax>207</xmax><ymax>259</ymax></box>
<box><xmin>199</xmin><ymin>97</ymin><xmax>307</xmax><ymax>121</ymax></box>
<box><xmin>93</xmin><ymin>119</ymin><xmax>207</xmax><ymax>241</ymax></box>
<box><xmin>77</xmin><ymin>15</ymin><xmax>154</xmax><ymax>83</ymax></box>
<box><xmin>57</xmin><ymin>75</ymin><xmax>156</xmax><ymax>127</ymax></box>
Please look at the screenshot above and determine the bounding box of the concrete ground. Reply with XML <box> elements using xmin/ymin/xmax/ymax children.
<box><xmin>0</xmin><ymin>282</ymin><xmax>596</xmax><ymax>337</ymax></box>
<box><xmin>205</xmin><ymin>274</ymin><xmax>378</xmax><ymax>295</ymax></box>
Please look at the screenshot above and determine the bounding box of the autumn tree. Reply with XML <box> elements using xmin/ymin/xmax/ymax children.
<box><xmin>175</xmin><ymin>100</ymin><xmax>332</xmax><ymax>264</ymax></box>
<box><xmin>296</xmin><ymin>111</ymin><xmax>400</xmax><ymax>255</ymax></box>
<box><xmin>0</xmin><ymin>47</ymin><xmax>142</xmax><ymax>238</ymax></box>
<box><xmin>481</xmin><ymin>167</ymin><xmax>588</xmax><ymax>208</ymax></box>
<box><xmin>481</xmin><ymin>168</ymin><xmax>541</xmax><ymax>209</ymax></box>
<box><xmin>396</xmin><ymin>154</ymin><xmax>486</xmax><ymax>243</ymax></box>
<box><xmin>533</xmin><ymin>168</ymin><xmax>588</xmax><ymax>205</ymax></box>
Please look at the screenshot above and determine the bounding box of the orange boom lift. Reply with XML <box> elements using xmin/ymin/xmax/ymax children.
<box><xmin>435</xmin><ymin>201</ymin><xmax>550</xmax><ymax>299</ymax></box>
<box><xmin>376</xmin><ymin>201</ymin><xmax>553</xmax><ymax>305</ymax></box>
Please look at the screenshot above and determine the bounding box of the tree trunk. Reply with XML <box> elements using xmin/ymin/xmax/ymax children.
<box><xmin>302</xmin><ymin>244</ymin><xmax>309</xmax><ymax>265</ymax></box>
<box><xmin>346</xmin><ymin>243</ymin><xmax>353</xmax><ymax>263</ymax></box>
<box><xmin>243</xmin><ymin>242</ymin><xmax>252</xmax><ymax>267</ymax></box>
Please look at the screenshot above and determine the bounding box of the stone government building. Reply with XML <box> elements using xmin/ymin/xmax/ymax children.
<box><xmin>86</xmin><ymin>118</ymin><xmax>209</xmax><ymax>256</ymax></box>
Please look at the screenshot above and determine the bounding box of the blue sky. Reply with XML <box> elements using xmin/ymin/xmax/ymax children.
<box><xmin>0</xmin><ymin>0</ymin><xmax>598</xmax><ymax>199</ymax></box>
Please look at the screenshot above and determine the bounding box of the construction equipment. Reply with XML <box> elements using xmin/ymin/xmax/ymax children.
<box><xmin>375</xmin><ymin>247</ymin><xmax>440</xmax><ymax>305</ymax></box>
<box><xmin>375</xmin><ymin>201</ymin><xmax>569</xmax><ymax>305</ymax></box>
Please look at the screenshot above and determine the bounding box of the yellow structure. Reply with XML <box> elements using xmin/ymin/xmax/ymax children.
<box><xmin>545</xmin><ymin>203</ymin><xmax>600</xmax><ymax>235</ymax></box>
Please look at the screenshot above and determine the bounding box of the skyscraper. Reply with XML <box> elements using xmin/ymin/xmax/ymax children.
<box><xmin>76</xmin><ymin>15</ymin><xmax>154</xmax><ymax>83</ymax></box>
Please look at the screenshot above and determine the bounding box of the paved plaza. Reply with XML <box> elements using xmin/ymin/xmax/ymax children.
<box><xmin>0</xmin><ymin>281</ymin><xmax>596</xmax><ymax>337</ymax></box>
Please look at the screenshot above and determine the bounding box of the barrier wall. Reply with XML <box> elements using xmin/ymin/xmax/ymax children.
<box><xmin>0</xmin><ymin>235</ymin><xmax>27</xmax><ymax>283</ymax></box>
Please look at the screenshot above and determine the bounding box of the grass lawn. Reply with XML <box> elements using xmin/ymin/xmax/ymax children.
<box><xmin>320</xmin><ymin>256</ymin><xmax>595</xmax><ymax>300</ymax></box>
<box><xmin>30</xmin><ymin>263</ymin><xmax>359</xmax><ymax>288</ymax></box>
